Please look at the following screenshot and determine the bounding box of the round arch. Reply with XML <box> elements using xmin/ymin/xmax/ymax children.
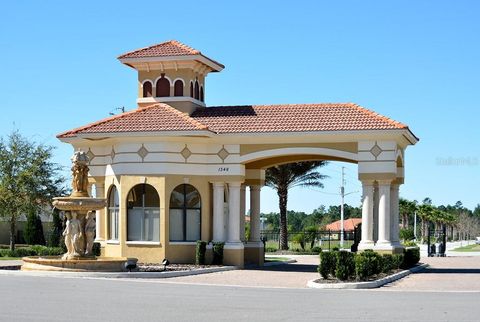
<box><xmin>239</xmin><ymin>147</ymin><xmax>358</xmax><ymax>169</ymax></box>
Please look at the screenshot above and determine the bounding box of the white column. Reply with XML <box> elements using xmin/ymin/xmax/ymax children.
<box><xmin>249</xmin><ymin>185</ymin><xmax>261</xmax><ymax>243</ymax></box>
<box><xmin>212</xmin><ymin>182</ymin><xmax>226</xmax><ymax>242</ymax></box>
<box><xmin>358</xmin><ymin>180</ymin><xmax>374</xmax><ymax>249</ymax></box>
<box><xmin>95</xmin><ymin>183</ymin><xmax>105</xmax><ymax>241</ymax></box>
<box><xmin>376</xmin><ymin>180</ymin><xmax>392</xmax><ymax>246</ymax></box>
<box><xmin>239</xmin><ymin>185</ymin><xmax>246</xmax><ymax>242</ymax></box>
<box><xmin>390</xmin><ymin>184</ymin><xmax>401</xmax><ymax>246</ymax></box>
<box><xmin>227</xmin><ymin>182</ymin><xmax>242</xmax><ymax>243</ymax></box>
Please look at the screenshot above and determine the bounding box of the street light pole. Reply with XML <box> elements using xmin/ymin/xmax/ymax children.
<box><xmin>340</xmin><ymin>167</ymin><xmax>345</xmax><ymax>248</ymax></box>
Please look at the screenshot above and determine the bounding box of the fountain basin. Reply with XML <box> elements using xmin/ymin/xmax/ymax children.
<box><xmin>52</xmin><ymin>197</ymin><xmax>106</xmax><ymax>211</ymax></box>
<box><xmin>21</xmin><ymin>256</ymin><xmax>136</xmax><ymax>272</ymax></box>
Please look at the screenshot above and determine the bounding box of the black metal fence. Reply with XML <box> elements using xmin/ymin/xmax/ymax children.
<box><xmin>260</xmin><ymin>228</ymin><xmax>361</xmax><ymax>252</ymax></box>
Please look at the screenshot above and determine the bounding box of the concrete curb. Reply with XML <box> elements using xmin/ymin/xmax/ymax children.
<box><xmin>0</xmin><ymin>265</ymin><xmax>239</xmax><ymax>279</ymax></box>
<box><xmin>307</xmin><ymin>263</ymin><xmax>429</xmax><ymax>289</ymax></box>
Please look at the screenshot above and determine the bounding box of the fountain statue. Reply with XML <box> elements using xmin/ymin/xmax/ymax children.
<box><xmin>21</xmin><ymin>151</ymin><xmax>135</xmax><ymax>272</ymax></box>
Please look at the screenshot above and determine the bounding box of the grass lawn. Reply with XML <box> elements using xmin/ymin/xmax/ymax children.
<box><xmin>0</xmin><ymin>257</ymin><xmax>22</xmax><ymax>260</ymax></box>
<box><xmin>264</xmin><ymin>256</ymin><xmax>290</xmax><ymax>262</ymax></box>
<box><xmin>451</xmin><ymin>244</ymin><xmax>480</xmax><ymax>252</ymax></box>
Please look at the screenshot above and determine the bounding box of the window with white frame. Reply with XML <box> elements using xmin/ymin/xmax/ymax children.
<box><xmin>169</xmin><ymin>184</ymin><xmax>201</xmax><ymax>242</ymax></box>
<box><xmin>127</xmin><ymin>184</ymin><xmax>160</xmax><ymax>242</ymax></box>
<box><xmin>108</xmin><ymin>186</ymin><xmax>119</xmax><ymax>241</ymax></box>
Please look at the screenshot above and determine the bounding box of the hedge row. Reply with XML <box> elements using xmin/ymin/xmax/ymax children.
<box><xmin>318</xmin><ymin>247</ymin><xmax>420</xmax><ymax>281</ymax></box>
<box><xmin>0</xmin><ymin>245</ymin><xmax>64</xmax><ymax>258</ymax></box>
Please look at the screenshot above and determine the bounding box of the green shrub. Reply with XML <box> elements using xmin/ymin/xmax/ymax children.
<box><xmin>48</xmin><ymin>209</ymin><xmax>63</xmax><ymax>247</ymax></box>
<box><xmin>403</xmin><ymin>240</ymin><xmax>417</xmax><ymax>247</ymax></box>
<box><xmin>402</xmin><ymin>247</ymin><xmax>420</xmax><ymax>269</ymax></box>
<box><xmin>304</xmin><ymin>226</ymin><xmax>318</xmax><ymax>249</ymax></box>
<box><xmin>212</xmin><ymin>242</ymin><xmax>224</xmax><ymax>265</ymax></box>
<box><xmin>195</xmin><ymin>241</ymin><xmax>207</xmax><ymax>265</ymax></box>
<box><xmin>265</xmin><ymin>246</ymin><xmax>277</xmax><ymax>253</ymax></box>
<box><xmin>92</xmin><ymin>242</ymin><xmax>101</xmax><ymax>256</ymax></box>
<box><xmin>318</xmin><ymin>251</ymin><xmax>336</xmax><ymax>279</ymax></box>
<box><xmin>24</xmin><ymin>211</ymin><xmax>46</xmax><ymax>246</ymax></box>
<box><xmin>399</xmin><ymin>228</ymin><xmax>415</xmax><ymax>242</ymax></box>
<box><xmin>381</xmin><ymin>254</ymin><xmax>395</xmax><ymax>273</ymax></box>
<box><xmin>332</xmin><ymin>247</ymin><xmax>340</xmax><ymax>252</ymax></box>
<box><xmin>355</xmin><ymin>250</ymin><xmax>382</xmax><ymax>281</ymax></box>
<box><xmin>0</xmin><ymin>249</ymin><xmax>14</xmax><ymax>257</ymax></box>
<box><xmin>336</xmin><ymin>251</ymin><xmax>355</xmax><ymax>281</ymax></box>
<box><xmin>310</xmin><ymin>246</ymin><xmax>322</xmax><ymax>254</ymax></box>
<box><xmin>293</xmin><ymin>233</ymin><xmax>305</xmax><ymax>250</ymax></box>
<box><xmin>392</xmin><ymin>254</ymin><xmax>404</xmax><ymax>269</ymax></box>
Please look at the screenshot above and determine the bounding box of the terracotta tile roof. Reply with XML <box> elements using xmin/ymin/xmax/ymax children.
<box><xmin>57</xmin><ymin>103</ymin><xmax>410</xmax><ymax>138</ymax></box>
<box><xmin>191</xmin><ymin>103</ymin><xmax>408</xmax><ymax>134</ymax></box>
<box><xmin>57</xmin><ymin>104</ymin><xmax>208</xmax><ymax>138</ymax></box>
<box><xmin>325</xmin><ymin>218</ymin><xmax>362</xmax><ymax>232</ymax></box>
<box><xmin>118</xmin><ymin>40</ymin><xmax>200</xmax><ymax>59</ymax></box>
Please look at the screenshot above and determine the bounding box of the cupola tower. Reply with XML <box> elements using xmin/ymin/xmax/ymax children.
<box><xmin>118</xmin><ymin>40</ymin><xmax>224</xmax><ymax>114</ymax></box>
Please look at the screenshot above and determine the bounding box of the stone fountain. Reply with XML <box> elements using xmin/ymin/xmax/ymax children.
<box><xmin>22</xmin><ymin>151</ymin><xmax>134</xmax><ymax>272</ymax></box>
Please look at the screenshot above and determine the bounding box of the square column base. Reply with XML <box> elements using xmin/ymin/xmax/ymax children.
<box><xmin>223</xmin><ymin>243</ymin><xmax>245</xmax><ymax>268</ymax></box>
<box><xmin>373</xmin><ymin>243</ymin><xmax>404</xmax><ymax>255</ymax></box>
<box><xmin>358</xmin><ymin>241</ymin><xmax>375</xmax><ymax>252</ymax></box>
<box><xmin>244</xmin><ymin>242</ymin><xmax>264</xmax><ymax>266</ymax></box>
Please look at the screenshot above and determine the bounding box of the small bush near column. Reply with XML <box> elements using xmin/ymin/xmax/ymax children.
<box><xmin>196</xmin><ymin>241</ymin><xmax>207</xmax><ymax>265</ymax></box>
<box><xmin>335</xmin><ymin>251</ymin><xmax>355</xmax><ymax>281</ymax></box>
<box><xmin>212</xmin><ymin>242</ymin><xmax>224</xmax><ymax>265</ymax></box>
<box><xmin>318</xmin><ymin>250</ymin><xmax>337</xmax><ymax>279</ymax></box>
<box><xmin>392</xmin><ymin>254</ymin><xmax>404</xmax><ymax>269</ymax></box>
<box><xmin>402</xmin><ymin>247</ymin><xmax>420</xmax><ymax>269</ymax></box>
<box><xmin>355</xmin><ymin>250</ymin><xmax>382</xmax><ymax>281</ymax></box>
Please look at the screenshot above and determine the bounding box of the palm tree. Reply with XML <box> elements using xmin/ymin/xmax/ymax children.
<box><xmin>399</xmin><ymin>198</ymin><xmax>417</xmax><ymax>229</ymax></box>
<box><xmin>265</xmin><ymin>161</ymin><xmax>328</xmax><ymax>250</ymax></box>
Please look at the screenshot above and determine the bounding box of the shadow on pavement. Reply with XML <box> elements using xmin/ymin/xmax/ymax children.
<box><xmin>421</xmin><ymin>268</ymin><xmax>480</xmax><ymax>274</ymax></box>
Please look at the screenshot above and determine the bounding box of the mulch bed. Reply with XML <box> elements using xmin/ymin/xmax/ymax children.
<box><xmin>137</xmin><ymin>263</ymin><xmax>222</xmax><ymax>272</ymax></box>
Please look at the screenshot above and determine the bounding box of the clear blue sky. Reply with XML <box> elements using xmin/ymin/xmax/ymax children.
<box><xmin>1</xmin><ymin>1</ymin><xmax>479</xmax><ymax>213</ymax></box>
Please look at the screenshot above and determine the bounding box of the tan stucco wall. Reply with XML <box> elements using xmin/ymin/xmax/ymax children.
<box><xmin>240</xmin><ymin>142</ymin><xmax>358</xmax><ymax>155</ymax></box>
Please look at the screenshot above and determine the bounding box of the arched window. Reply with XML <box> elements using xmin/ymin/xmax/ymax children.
<box><xmin>143</xmin><ymin>81</ymin><xmax>152</xmax><ymax>97</ymax></box>
<box><xmin>194</xmin><ymin>80</ymin><xmax>199</xmax><ymax>100</ymax></box>
<box><xmin>169</xmin><ymin>184</ymin><xmax>201</xmax><ymax>242</ymax></box>
<box><xmin>190</xmin><ymin>81</ymin><xmax>194</xmax><ymax>98</ymax></box>
<box><xmin>156</xmin><ymin>76</ymin><xmax>170</xmax><ymax>97</ymax></box>
<box><xmin>108</xmin><ymin>186</ymin><xmax>119</xmax><ymax>241</ymax></box>
<box><xmin>200</xmin><ymin>86</ymin><xmax>204</xmax><ymax>102</ymax></box>
<box><xmin>127</xmin><ymin>184</ymin><xmax>160</xmax><ymax>242</ymax></box>
<box><xmin>174</xmin><ymin>80</ymin><xmax>183</xmax><ymax>96</ymax></box>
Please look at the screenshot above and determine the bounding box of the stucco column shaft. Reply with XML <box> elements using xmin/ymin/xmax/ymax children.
<box><xmin>377</xmin><ymin>180</ymin><xmax>392</xmax><ymax>245</ymax></box>
<box><xmin>239</xmin><ymin>185</ymin><xmax>246</xmax><ymax>242</ymax></box>
<box><xmin>359</xmin><ymin>181</ymin><xmax>374</xmax><ymax>249</ymax></box>
<box><xmin>227</xmin><ymin>182</ymin><xmax>242</xmax><ymax>243</ymax></box>
<box><xmin>95</xmin><ymin>183</ymin><xmax>105</xmax><ymax>241</ymax></box>
<box><xmin>212</xmin><ymin>182</ymin><xmax>226</xmax><ymax>242</ymax></box>
<box><xmin>390</xmin><ymin>184</ymin><xmax>401</xmax><ymax>245</ymax></box>
<box><xmin>249</xmin><ymin>185</ymin><xmax>261</xmax><ymax>242</ymax></box>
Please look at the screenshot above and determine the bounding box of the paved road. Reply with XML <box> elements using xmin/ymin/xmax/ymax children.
<box><xmin>0</xmin><ymin>274</ymin><xmax>479</xmax><ymax>322</ymax></box>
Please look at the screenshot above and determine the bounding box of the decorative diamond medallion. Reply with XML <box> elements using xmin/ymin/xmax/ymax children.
<box><xmin>370</xmin><ymin>144</ymin><xmax>382</xmax><ymax>158</ymax></box>
<box><xmin>86</xmin><ymin>149</ymin><xmax>95</xmax><ymax>162</ymax></box>
<box><xmin>110</xmin><ymin>148</ymin><xmax>116</xmax><ymax>161</ymax></box>
<box><xmin>137</xmin><ymin>145</ymin><xmax>149</xmax><ymax>161</ymax></box>
<box><xmin>181</xmin><ymin>146</ymin><xmax>192</xmax><ymax>160</ymax></box>
<box><xmin>217</xmin><ymin>147</ymin><xmax>229</xmax><ymax>161</ymax></box>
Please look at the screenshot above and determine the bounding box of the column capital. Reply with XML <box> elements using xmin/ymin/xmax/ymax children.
<box><xmin>227</xmin><ymin>181</ymin><xmax>242</xmax><ymax>188</ymax></box>
<box><xmin>377</xmin><ymin>179</ymin><xmax>393</xmax><ymax>186</ymax></box>
<box><xmin>360</xmin><ymin>180</ymin><xmax>375</xmax><ymax>186</ymax></box>
<box><xmin>249</xmin><ymin>184</ymin><xmax>262</xmax><ymax>192</ymax></box>
<box><xmin>211</xmin><ymin>181</ymin><xmax>225</xmax><ymax>188</ymax></box>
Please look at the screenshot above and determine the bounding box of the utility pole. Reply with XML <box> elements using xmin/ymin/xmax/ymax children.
<box><xmin>340</xmin><ymin>167</ymin><xmax>346</xmax><ymax>248</ymax></box>
<box><xmin>339</xmin><ymin>166</ymin><xmax>358</xmax><ymax>249</ymax></box>
<box><xmin>413</xmin><ymin>211</ymin><xmax>417</xmax><ymax>241</ymax></box>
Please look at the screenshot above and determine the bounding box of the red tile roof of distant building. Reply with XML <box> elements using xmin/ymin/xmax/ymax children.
<box><xmin>118</xmin><ymin>40</ymin><xmax>200</xmax><ymax>59</ymax></box>
<box><xmin>325</xmin><ymin>218</ymin><xmax>362</xmax><ymax>232</ymax></box>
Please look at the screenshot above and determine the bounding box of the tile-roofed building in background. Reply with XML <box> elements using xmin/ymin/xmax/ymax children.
<box><xmin>56</xmin><ymin>40</ymin><xmax>418</xmax><ymax>267</ymax></box>
<box><xmin>326</xmin><ymin>218</ymin><xmax>363</xmax><ymax>232</ymax></box>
